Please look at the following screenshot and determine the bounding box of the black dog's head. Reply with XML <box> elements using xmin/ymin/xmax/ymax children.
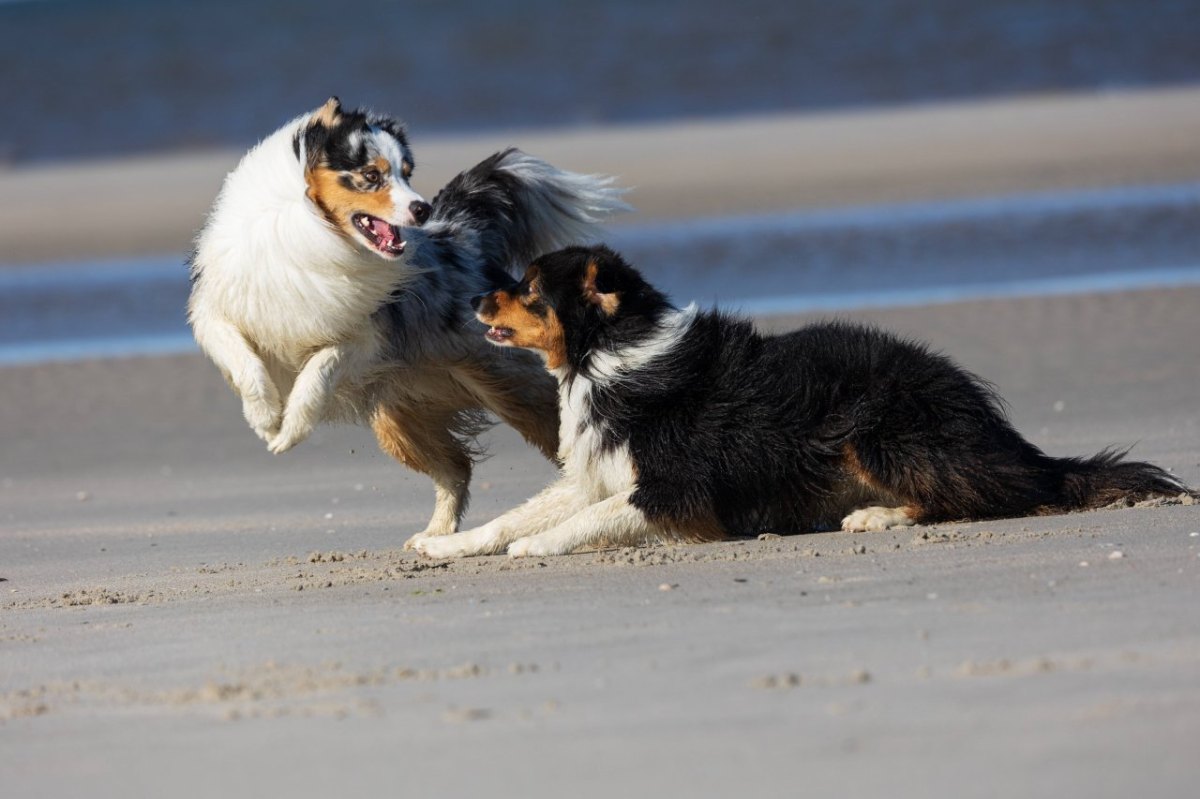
<box><xmin>472</xmin><ymin>245</ymin><xmax>672</xmax><ymax>372</ymax></box>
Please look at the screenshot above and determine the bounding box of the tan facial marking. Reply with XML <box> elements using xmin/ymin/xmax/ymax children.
<box><xmin>477</xmin><ymin>273</ymin><xmax>568</xmax><ymax>370</ymax></box>
<box><xmin>583</xmin><ymin>260</ymin><xmax>620</xmax><ymax>315</ymax></box>
<box><xmin>304</xmin><ymin>161</ymin><xmax>397</xmax><ymax>237</ymax></box>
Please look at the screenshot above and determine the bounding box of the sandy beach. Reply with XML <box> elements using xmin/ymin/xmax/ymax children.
<box><xmin>2</xmin><ymin>87</ymin><xmax>1200</xmax><ymax>797</ymax></box>
<box><xmin>3</xmin><ymin>286</ymin><xmax>1199</xmax><ymax>796</ymax></box>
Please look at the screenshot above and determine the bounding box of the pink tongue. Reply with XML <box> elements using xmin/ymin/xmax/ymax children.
<box><xmin>370</xmin><ymin>218</ymin><xmax>395</xmax><ymax>245</ymax></box>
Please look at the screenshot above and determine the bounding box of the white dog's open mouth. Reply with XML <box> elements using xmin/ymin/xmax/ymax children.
<box><xmin>352</xmin><ymin>213</ymin><xmax>405</xmax><ymax>256</ymax></box>
<box><xmin>485</xmin><ymin>326</ymin><xmax>514</xmax><ymax>343</ymax></box>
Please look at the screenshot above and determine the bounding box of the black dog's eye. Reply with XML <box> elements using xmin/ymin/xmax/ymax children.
<box><xmin>361</xmin><ymin>167</ymin><xmax>382</xmax><ymax>185</ymax></box>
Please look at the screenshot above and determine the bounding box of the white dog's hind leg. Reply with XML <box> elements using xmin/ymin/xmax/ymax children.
<box><xmin>422</xmin><ymin>466</ymin><xmax>470</xmax><ymax>538</ymax></box>
<box><xmin>373</xmin><ymin>406</ymin><xmax>475</xmax><ymax>544</ymax></box>
<box><xmin>507</xmin><ymin>490</ymin><xmax>665</xmax><ymax>557</ymax></box>
<box><xmin>414</xmin><ymin>478</ymin><xmax>589</xmax><ymax>558</ymax></box>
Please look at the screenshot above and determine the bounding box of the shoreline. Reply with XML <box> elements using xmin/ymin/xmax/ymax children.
<box><xmin>3</xmin><ymin>177</ymin><xmax>1198</xmax><ymax>366</ymax></box>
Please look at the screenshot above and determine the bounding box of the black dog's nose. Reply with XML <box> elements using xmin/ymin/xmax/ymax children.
<box><xmin>409</xmin><ymin>200</ymin><xmax>432</xmax><ymax>225</ymax></box>
<box><xmin>470</xmin><ymin>293</ymin><xmax>487</xmax><ymax>311</ymax></box>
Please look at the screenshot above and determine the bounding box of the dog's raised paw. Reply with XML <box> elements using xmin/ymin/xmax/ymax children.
<box><xmin>242</xmin><ymin>397</ymin><xmax>281</xmax><ymax>441</ymax></box>
<box><xmin>841</xmin><ymin>506</ymin><xmax>916</xmax><ymax>532</ymax></box>
<box><xmin>267</xmin><ymin>420</ymin><xmax>313</xmax><ymax>454</ymax></box>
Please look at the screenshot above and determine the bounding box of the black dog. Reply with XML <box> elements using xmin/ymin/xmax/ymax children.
<box><xmin>414</xmin><ymin>244</ymin><xmax>1189</xmax><ymax>558</ymax></box>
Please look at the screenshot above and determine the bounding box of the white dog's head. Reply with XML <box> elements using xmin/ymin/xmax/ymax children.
<box><xmin>297</xmin><ymin>97</ymin><xmax>430</xmax><ymax>259</ymax></box>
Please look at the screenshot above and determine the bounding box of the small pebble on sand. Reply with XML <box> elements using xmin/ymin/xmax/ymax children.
<box><xmin>75</xmin><ymin>491</ymin><xmax>90</xmax><ymax>502</ymax></box>
<box><xmin>1108</xmin><ymin>550</ymin><xmax>1124</xmax><ymax>560</ymax></box>
<box><xmin>751</xmin><ymin>673</ymin><xmax>800</xmax><ymax>689</ymax></box>
<box><xmin>1079</xmin><ymin>561</ymin><xmax>1089</xmax><ymax>567</ymax></box>
<box><xmin>658</xmin><ymin>583</ymin><xmax>677</xmax><ymax>591</ymax></box>
<box><xmin>443</xmin><ymin>707</ymin><xmax>491</xmax><ymax>723</ymax></box>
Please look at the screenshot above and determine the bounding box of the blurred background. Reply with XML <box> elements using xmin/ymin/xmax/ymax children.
<box><xmin>1</xmin><ymin>0</ymin><xmax>1199</xmax><ymax>360</ymax></box>
<box><xmin>3</xmin><ymin>0</ymin><xmax>1200</xmax><ymax>163</ymax></box>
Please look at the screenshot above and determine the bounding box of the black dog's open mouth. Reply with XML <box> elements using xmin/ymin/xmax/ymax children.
<box><xmin>485</xmin><ymin>326</ymin><xmax>514</xmax><ymax>343</ymax></box>
<box><xmin>352</xmin><ymin>213</ymin><xmax>405</xmax><ymax>256</ymax></box>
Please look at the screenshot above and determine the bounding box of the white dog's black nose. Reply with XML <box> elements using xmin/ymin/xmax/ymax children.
<box><xmin>409</xmin><ymin>200</ymin><xmax>432</xmax><ymax>225</ymax></box>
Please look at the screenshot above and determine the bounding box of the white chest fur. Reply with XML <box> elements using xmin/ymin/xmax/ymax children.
<box><xmin>556</xmin><ymin>374</ymin><xmax>637</xmax><ymax>501</ymax></box>
<box><xmin>189</xmin><ymin>119</ymin><xmax>405</xmax><ymax>362</ymax></box>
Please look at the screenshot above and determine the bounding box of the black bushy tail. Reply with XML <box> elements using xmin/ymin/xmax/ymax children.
<box><xmin>429</xmin><ymin>148</ymin><xmax>629</xmax><ymax>280</ymax></box>
<box><xmin>1049</xmin><ymin>447</ymin><xmax>1191</xmax><ymax>511</ymax></box>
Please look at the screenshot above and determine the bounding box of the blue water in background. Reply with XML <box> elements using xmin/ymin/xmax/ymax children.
<box><xmin>1</xmin><ymin>0</ymin><xmax>1199</xmax><ymax>163</ymax></box>
<box><xmin>3</xmin><ymin>182</ymin><xmax>1198</xmax><ymax>364</ymax></box>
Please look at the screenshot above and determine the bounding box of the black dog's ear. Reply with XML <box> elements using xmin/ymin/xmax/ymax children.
<box><xmin>583</xmin><ymin>258</ymin><xmax>620</xmax><ymax>316</ymax></box>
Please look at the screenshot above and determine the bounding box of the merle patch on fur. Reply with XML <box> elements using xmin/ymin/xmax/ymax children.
<box><xmin>299</xmin><ymin>97</ymin><xmax>411</xmax><ymax>173</ymax></box>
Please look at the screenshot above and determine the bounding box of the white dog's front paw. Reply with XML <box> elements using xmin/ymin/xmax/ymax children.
<box><xmin>242</xmin><ymin>397</ymin><xmax>281</xmax><ymax>442</ymax></box>
<box><xmin>414</xmin><ymin>533</ymin><xmax>476</xmax><ymax>559</ymax></box>
<box><xmin>267</xmin><ymin>418</ymin><xmax>312</xmax><ymax>454</ymax></box>
<box><xmin>403</xmin><ymin>531</ymin><xmax>435</xmax><ymax>551</ymax></box>
<box><xmin>841</xmin><ymin>506</ymin><xmax>916</xmax><ymax>532</ymax></box>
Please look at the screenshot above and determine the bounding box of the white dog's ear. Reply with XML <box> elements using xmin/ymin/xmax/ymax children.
<box><xmin>311</xmin><ymin>96</ymin><xmax>343</xmax><ymax>127</ymax></box>
<box><xmin>583</xmin><ymin>259</ymin><xmax>620</xmax><ymax>316</ymax></box>
<box><xmin>301</xmin><ymin>97</ymin><xmax>344</xmax><ymax>169</ymax></box>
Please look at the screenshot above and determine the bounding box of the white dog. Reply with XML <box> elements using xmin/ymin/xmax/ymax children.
<box><xmin>188</xmin><ymin>97</ymin><xmax>627</xmax><ymax>543</ymax></box>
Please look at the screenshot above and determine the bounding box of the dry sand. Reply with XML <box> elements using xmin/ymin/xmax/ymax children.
<box><xmin>2</xmin><ymin>286</ymin><xmax>1199</xmax><ymax>798</ymax></box>
<box><xmin>2</xmin><ymin>87</ymin><xmax>1200</xmax><ymax>796</ymax></box>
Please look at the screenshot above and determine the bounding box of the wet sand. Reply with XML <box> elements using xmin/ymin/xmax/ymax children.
<box><xmin>2</xmin><ymin>285</ymin><xmax>1199</xmax><ymax>797</ymax></box>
